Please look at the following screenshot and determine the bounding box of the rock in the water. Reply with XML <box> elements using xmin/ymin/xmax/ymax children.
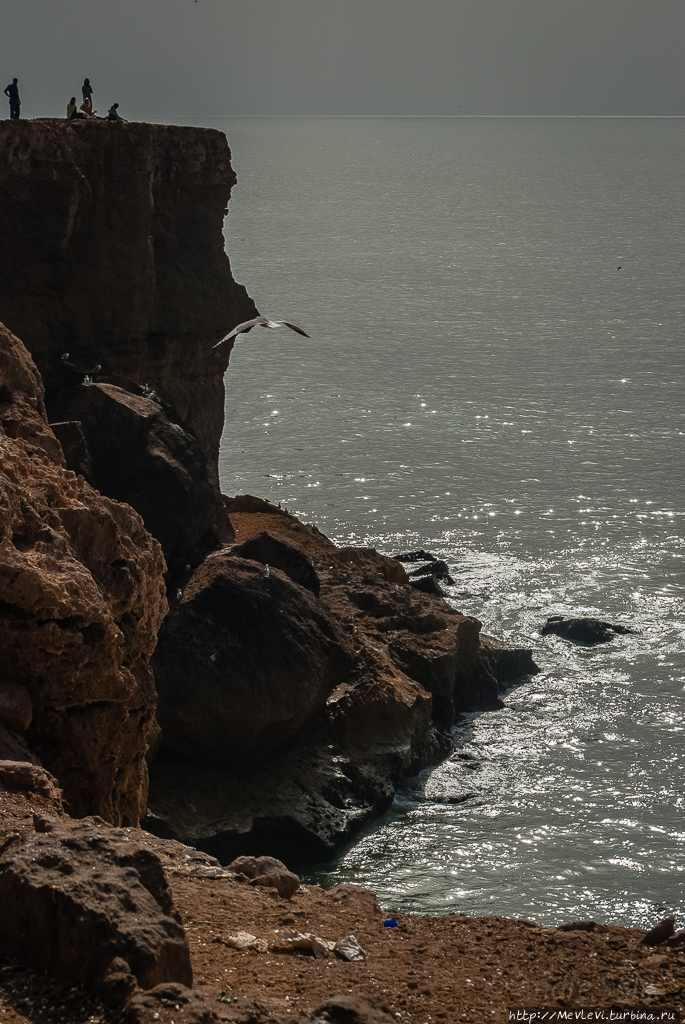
<box><xmin>409</xmin><ymin>560</ymin><xmax>455</xmax><ymax>584</ymax></box>
<box><xmin>478</xmin><ymin>634</ymin><xmax>540</xmax><ymax>685</ymax></box>
<box><xmin>227</xmin><ymin>855</ymin><xmax>300</xmax><ymax>899</ymax></box>
<box><xmin>394</xmin><ymin>549</ymin><xmax>437</xmax><ymax>563</ymax></box>
<box><xmin>49</xmin><ymin>382</ymin><xmax>224</xmax><ymax>575</ymax></box>
<box><xmin>0</xmin><ymin>819</ymin><xmax>192</xmax><ymax>991</ymax></box>
<box><xmin>541</xmin><ymin>616</ymin><xmax>637</xmax><ymax>645</ymax></box>
<box><xmin>409</xmin><ymin>575</ymin><xmax>445</xmax><ymax>596</ymax></box>
<box><xmin>152</xmin><ymin>553</ymin><xmax>355</xmax><ymax>770</ymax></box>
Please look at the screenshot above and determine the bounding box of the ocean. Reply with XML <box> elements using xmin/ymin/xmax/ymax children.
<box><xmin>173</xmin><ymin>115</ymin><xmax>684</xmax><ymax>927</ymax></box>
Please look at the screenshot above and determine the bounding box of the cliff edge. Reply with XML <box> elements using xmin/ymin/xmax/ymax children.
<box><xmin>0</xmin><ymin>120</ymin><xmax>538</xmax><ymax>858</ymax></box>
<box><xmin>0</xmin><ymin>118</ymin><xmax>257</xmax><ymax>484</ymax></box>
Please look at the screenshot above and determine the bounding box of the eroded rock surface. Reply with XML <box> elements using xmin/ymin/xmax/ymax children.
<box><xmin>0</xmin><ymin>817</ymin><xmax>193</xmax><ymax>992</ymax></box>
<box><xmin>0</xmin><ymin>119</ymin><xmax>257</xmax><ymax>483</ymax></box>
<box><xmin>153</xmin><ymin>552</ymin><xmax>355</xmax><ymax>771</ymax></box>
<box><xmin>0</xmin><ymin>321</ymin><xmax>167</xmax><ymax>822</ymax></box>
<box><xmin>148</xmin><ymin>500</ymin><xmax>538</xmax><ymax>860</ymax></box>
<box><xmin>49</xmin><ymin>380</ymin><xmax>227</xmax><ymax>575</ymax></box>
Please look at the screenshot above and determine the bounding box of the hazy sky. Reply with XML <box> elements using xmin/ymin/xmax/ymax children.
<box><xmin>2</xmin><ymin>1</ymin><xmax>683</xmax><ymax>119</ymax></box>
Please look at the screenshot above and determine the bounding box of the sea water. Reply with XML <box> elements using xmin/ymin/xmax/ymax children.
<box><xmin>172</xmin><ymin>115</ymin><xmax>685</xmax><ymax>927</ymax></box>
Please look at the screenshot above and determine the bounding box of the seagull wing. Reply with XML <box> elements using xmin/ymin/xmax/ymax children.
<box><xmin>213</xmin><ymin>315</ymin><xmax>309</xmax><ymax>347</ymax></box>
<box><xmin>274</xmin><ymin>320</ymin><xmax>310</xmax><ymax>338</ymax></box>
<box><xmin>213</xmin><ymin>316</ymin><xmax>265</xmax><ymax>348</ymax></box>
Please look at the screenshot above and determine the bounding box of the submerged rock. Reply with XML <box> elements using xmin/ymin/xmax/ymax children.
<box><xmin>541</xmin><ymin>616</ymin><xmax>637</xmax><ymax>645</ymax></box>
<box><xmin>409</xmin><ymin>560</ymin><xmax>455</xmax><ymax>584</ymax></box>
<box><xmin>394</xmin><ymin>549</ymin><xmax>438</xmax><ymax>563</ymax></box>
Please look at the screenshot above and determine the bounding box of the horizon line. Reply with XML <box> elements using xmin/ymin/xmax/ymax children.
<box><xmin>150</xmin><ymin>113</ymin><xmax>685</xmax><ymax>120</ymax></box>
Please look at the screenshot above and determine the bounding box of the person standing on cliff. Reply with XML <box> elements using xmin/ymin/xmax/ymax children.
<box><xmin>4</xmin><ymin>79</ymin><xmax>20</xmax><ymax>119</ymax></box>
<box><xmin>82</xmin><ymin>78</ymin><xmax>93</xmax><ymax>107</ymax></box>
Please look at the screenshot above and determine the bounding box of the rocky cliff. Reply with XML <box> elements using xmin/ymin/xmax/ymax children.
<box><xmin>0</xmin><ymin>119</ymin><xmax>257</xmax><ymax>485</ymax></box>
<box><xmin>0</xmin><ymin>322</ymin><xmax>166</xmax><ymax>823</ymax></box>
<box><xmin>0</xmin><ymin>120</ymin><xmax>538</xmax><ymax>858</ymax></box>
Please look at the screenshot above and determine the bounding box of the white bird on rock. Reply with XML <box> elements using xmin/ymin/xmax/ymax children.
<box><xmin>213</xmin><ymin>316</ymin><xmax>310</xmax><ymax>349</ymax></box>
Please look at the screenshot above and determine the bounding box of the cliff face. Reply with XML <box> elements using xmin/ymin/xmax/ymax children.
<box><xmin>0</xmin><ymin>120</ymin><xmax>537</xmax><ymax>856</ymax></box>
<box><xmin>0</xmin><ymin>322</ymin><xmax>167</xmax><ymax>823</ymax></box>
<box><xmin>0</xmin><ymin>119</ymin><xmax>257</xmax><ymax>482</ymax></box>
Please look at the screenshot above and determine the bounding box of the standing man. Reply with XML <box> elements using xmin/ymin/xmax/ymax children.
<box><xmin>4</xmin><ymin>78</ymin><xmax>20</xmax><ymax>119</ymax></box>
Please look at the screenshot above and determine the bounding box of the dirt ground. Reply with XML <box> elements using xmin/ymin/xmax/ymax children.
<box><xmin>0</xmin><ymin>790</ymin><xmax>683</xmax><ymax>1024</ymax></box>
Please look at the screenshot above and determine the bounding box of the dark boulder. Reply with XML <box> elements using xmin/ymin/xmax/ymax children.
<box><xmin>0</xmin><ymin>819</ymin><xmax>192</xmax><ymax>992</ymax></box>
<box><xmin>302</xmin><ymin>995</ymin><xmax>397</xmax><ymax>1024</ymax></box>
<box><xmin>541</xmin><ymin>616</ymin><xmax>638</xmax><ymax>645</ymax></box>
<box><xmin>49</xmin><ymin>382</ymin><xmax>225</xmax><ymax>575</ymax></box>
<box><xmin>152</xmin><ymin>553</ymin><xmax>355</xmax><ymax>771</ymax></box>
<box><xmin>409</xmin><ymin>575</ymin><xmax>445</xmax><ymax>596</ymax></box>
<box><xmin>233</xmin><ymin>531</ymin><xmax>320</xmax><ymax>595</ymax></box>
<box><xmin>394</xmin><ymin>549</ymin><xmax>437</xmax><ymax>563</ymax></box>
<box><xmin>479</xmin><ymin>634</ymin><xmax>540</xmax><ymax>685</ymax></box>
<box><xmin>409</xmin><ymin>560</ymin><xmax>455</xmax><ymax>585</ymax></box>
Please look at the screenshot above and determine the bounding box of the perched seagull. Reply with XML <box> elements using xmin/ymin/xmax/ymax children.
<box><xmin>213</xmin><ymin>316</ymin><xmax>310</xmax><ymax>349</ymax></box>
<box><xmin>61</xmin><ymin>352</ymin><xmax>102</xmax><ymax>380</ymax></box>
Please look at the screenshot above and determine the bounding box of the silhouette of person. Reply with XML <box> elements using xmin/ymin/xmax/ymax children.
<box><xmin>4</xmin><ymin>78</ymin><xmax>20</xmax><ymax>119</ymax></box>
<box><xmin>82</xmin><ymin>78</ymin><xmax>93</xmax><ymax>106</ymax></box>
<box><xmin>67</xmin><ymin>97</ymin><xmax>88</xmax><ymax>120</ymax></box>
<box><xmin>106</xmin><ymin>103</ymin><xmax>128</xmax><ymax>122</ymax></box>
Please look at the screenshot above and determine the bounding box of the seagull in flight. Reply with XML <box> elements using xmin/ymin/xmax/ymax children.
<box><xmin>213</xmin><ymin>316</ymin><xmax>310</xmax><ymax>349</ymax></box>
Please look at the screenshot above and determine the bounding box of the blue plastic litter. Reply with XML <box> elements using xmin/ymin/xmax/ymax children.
<box><xmin>383</xmin><ymin>919</ymin><xmax>398</xmax><ymax>928</ymax></box>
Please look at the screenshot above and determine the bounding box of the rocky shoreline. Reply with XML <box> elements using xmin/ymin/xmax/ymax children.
<box><xmin>2</xmin><ymin>119</ymin><xmax>675</xmax><ymax>1021</ymax></box>
<box><xmin>0</xmin><ymin>118</ymin><xmax>537</xmax><ymax>859</ymax></box>
<box><xmin>1</xmin><ymin>780</ymin><xmax>683</xmax><ymax>1024</ymax></box>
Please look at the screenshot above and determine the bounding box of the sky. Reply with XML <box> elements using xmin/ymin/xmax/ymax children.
<box><xmin>2</xmin><ymin>0</ymin><xmax>684</xmax><ymax>119</ymax></box>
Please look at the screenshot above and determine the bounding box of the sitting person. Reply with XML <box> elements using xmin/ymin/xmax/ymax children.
<box><xmin>106</xmin><ymin>102</ymin><xmax>128</xmax><ymax>122</ymax></box>
<box><xmin>79</xmin><ymin>98</ymin><xmax>98</xmax><ymax>118</ymax></box>
<box><xmin>66</xmin><ymin>96</ymin><xmax>88</xmax><ymax>119</ymax></box>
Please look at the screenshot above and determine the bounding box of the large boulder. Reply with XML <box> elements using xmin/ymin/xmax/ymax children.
<box><xmin>0</xmin><ymin>321</ymin><xmax>167</xmax><ymax>823</ymax></box>
<box><xmin>145</xmin><ymin>503</ymin><xmax>539</xmax><ymax>859</ymax></box>
<box><xmin>0</xmin><ymin>817</ymin><xmax>192</xmax><ymax>992</ymax></box>
<box><xmin>152</xmin><ymin>553</ymin><xmax>355</xmax><ymax>771</ymax></box>
<box><xmin>49</xmin><ymin>381</ymin><xmax>225</xmax><ymax>575</ymax></box>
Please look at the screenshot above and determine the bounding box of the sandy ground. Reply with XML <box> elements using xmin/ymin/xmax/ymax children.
<box><xmin>0</xmin><ymin>791</ymin><xmax>683</xmax><ymax>1024</ymax></box>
